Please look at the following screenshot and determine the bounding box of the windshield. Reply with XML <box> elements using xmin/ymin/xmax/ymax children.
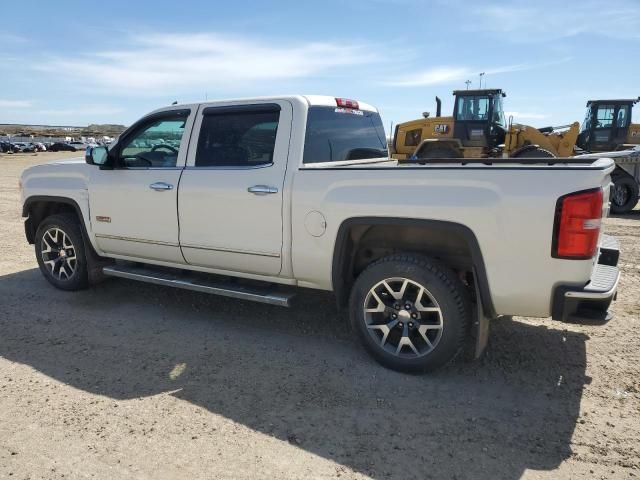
<box><xmin>456</xmin><ymin>95</ymin><xmax>490</xmax><ymax>121</ymax></box>
<box><xmin>303</xmin><ymin>106</ymin><xmax>388</xmax><ymax>164</ymax></box>
<box><xmin>579</xmin><ymin>107</ymin><xmax>592</xmax><ymax>133</ymax></box>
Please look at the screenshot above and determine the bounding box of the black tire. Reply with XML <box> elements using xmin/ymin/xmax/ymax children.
<box><xmin>610</xmin><ymin>169</ymin><xmax>639</xmax><ymax>214</ymax></box>
<box><xmin>511</xmin><ymin>147</ymin><xmax>555</xmax><ymax>158</ymax></box>
<box><xmin>416</xmin><ymin>145</ymin><xmax>462</xmax><ymax>159</ymax></box>
<box><xmin>35</xmin><ymin>213</ymin><xmax>89</xmax><ymax>291</ymax></box>
<box><xmin>349</xmin><ymin>254</ymin><xmax>471</xmax><ymax>373</ymax></box>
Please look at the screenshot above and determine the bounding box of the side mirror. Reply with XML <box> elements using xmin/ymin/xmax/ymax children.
<box><xmin>85</xmin><ymin>146</ymin><xmax>110</xmax><ymax>167</ymax></box>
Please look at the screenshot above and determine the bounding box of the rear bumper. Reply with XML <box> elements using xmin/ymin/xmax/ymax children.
<box><xmin>552</xmin><ymin>235</ymin><xmax>620</xmax><ymax>323</ymax></box>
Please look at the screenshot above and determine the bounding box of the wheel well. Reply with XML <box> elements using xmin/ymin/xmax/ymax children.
<box><xmin>612</xmin><ymin>165</ymin><xmax>635</xmax><ymax>180</ymax></box>
<box><xmin>23</xmin><ymin>198</ymin><xmax>81</xmax><ymax>244</ymax></box>
<box><xmin>414</xmin><ymin>140</ymin><xmax>463</xmax><ymax>158</ymax></box>
<box><xmin>332</xmin><ymin>218</ymin><xmax>495</xmax><ymax>317</ymax></box>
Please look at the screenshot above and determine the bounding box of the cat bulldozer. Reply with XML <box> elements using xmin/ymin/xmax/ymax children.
<box><xmin>391</xmin><ymin>91</ymin><xmax>640</xmax><ymax>213</ymax></box>
<box><xmin>391</xmin><ymin>88</ymin><xmax>579</xmax><ymax>160</ymax></box>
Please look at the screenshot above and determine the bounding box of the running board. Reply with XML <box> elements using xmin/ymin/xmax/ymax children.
<box><xmin>102</xmin><ymin>264</ymin><xmax>295</xmax><ymax>307</ymax></box>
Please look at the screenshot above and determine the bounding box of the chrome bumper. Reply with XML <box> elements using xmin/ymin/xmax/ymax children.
<box><xmin>552</xmin><ymin>235</ymin><xmax>620</xmax><ymax>323</ymax></box>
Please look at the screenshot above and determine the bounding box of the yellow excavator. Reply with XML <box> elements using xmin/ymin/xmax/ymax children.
<box><xmin>391</xmin><ymin>88</ymin><xmax>579</xmax><ymax>159</ymax></box>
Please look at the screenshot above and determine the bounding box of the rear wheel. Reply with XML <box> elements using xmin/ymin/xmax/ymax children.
<box><xmin>511</xmin><ymin>147</ymin><xmax>555</xmax><ymax>158</ymax></box>
<box><xmin>610</xmin><ymin>173</ymin><xmax>639</xmax><ymax>214</ymax></box>
<box><xmin>349</xmin><ymin>254</ymin><xmax>470</xmax><ymax>373</ymax></box>
<box><xmin>35</xmin><ymin>214</ymin><xmax>89</xmax><ymax>291</ymax></box>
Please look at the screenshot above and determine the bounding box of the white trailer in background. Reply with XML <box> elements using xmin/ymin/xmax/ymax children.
<box><xmin>580</xmin><ymin>147</ymin><xmax>640</xmax><ymax>213</ymax></box>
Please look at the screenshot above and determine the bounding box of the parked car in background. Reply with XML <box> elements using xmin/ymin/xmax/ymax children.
<box><xmin>0</xmin><ymin>142</ymin><xmax>19</xmax><ymax>153</ymax></box>
<box><xmin>48</xmin><ymin>142</ymin><xmax>78</xmax><ymax>152</ymax></box>
<box><xmin>68</xmin><ymin>141</ymin><xmax>87</xmax><ymax>150</ymax></box>
<box><xmin>12</xmin><ymin>142</ymin><xmax>36</xmax><ymax>153</ymax></box>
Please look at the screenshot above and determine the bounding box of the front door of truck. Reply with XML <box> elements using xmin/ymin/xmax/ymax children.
<box><xmin>178</xmin><ymin>101</ymin><xmax>292</xmax><ymax>276</ymax></box>
<box><xmin>88</xmin><ymin>107</ymin><xmax>195</xmax><ymax>263</ymax></box>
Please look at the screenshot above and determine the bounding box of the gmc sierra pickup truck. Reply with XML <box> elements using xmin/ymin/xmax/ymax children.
<box><xmin>20</xmin><ymin>95</ymin><xmax>621</xmax><ymax>372</ymax></box>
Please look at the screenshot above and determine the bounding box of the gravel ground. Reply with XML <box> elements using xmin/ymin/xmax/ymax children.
<box><xmin>1</xmin><ymin>152</ymin><xmax>639</xmax><ymax>480</ymax></box>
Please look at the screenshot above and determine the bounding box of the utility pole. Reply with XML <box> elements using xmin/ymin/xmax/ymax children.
<box><xmin>465</xmin><ymin>80</ymin><xmax>472</xmax><ymax>90</ymax></box>
<box><xmin>479</xmin><ymin>72</ymin><xmax>485</xmax><ymax>89</ymax></box>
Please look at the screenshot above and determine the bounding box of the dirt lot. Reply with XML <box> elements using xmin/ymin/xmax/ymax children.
<box><xmin>1</xmin><ymin>152</ymin><xmax>639</xmax><ymax>480</ymax></box>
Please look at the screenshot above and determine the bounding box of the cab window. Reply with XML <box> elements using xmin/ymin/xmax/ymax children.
<box><xmin>303</xmin><ymin>107</ymin><xmax>387</xmax><ymax>164</ymax></box>
<box><xmin>596</xmin><ymin>105</ymin><xmax>615</xmax><ymax>128</ymax></box>
<box><xmin>119</xmin><ymin>114</ymin><xmax>187</xmax><ymax>168</ymax></box>
<box><xmin>456</xmin><ymin>96</ymin><xmax>489</xmax><ymax>121</ymax></box>
<box><xmin>195</xmin><ymin>109</ymin><xmax>280</xmax><ymax>167</ymax></box>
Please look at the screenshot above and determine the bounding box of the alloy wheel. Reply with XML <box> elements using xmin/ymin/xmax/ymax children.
<box><xmin>612</xmin><ymin>183</ymin><xmax>629</xmax><ymax>208</ymax></box>
<box><xmin>363</xmin><ymin>277</ymin><xmax>443</xmax><ymax>358</ymax></box>
<box><xmin>41</xmin><ymin>227</ymin><xmax>77</xmax><ymax>281</ymax></box>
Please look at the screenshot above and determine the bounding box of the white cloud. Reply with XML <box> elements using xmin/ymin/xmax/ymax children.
<box><xmin>0</xmin><ymin>32</ymin><xmax>27</xmax><ymax>44</ymax></box>
<box><xmin>470</xmin><ymin>1</ymin><xmax>640</xmax><ymax>41</ymax></box>
<box><xmin>35</xmin><ymin>106</ymin><xmax>125</xmax><ymax>117</ymax></box>
<box><xmin>384</xmin><ymin>60</ymin><xmax>567</xmax><ymax>87</ymax></box>
<box><xmin>0</xmin><ymin>100</ymin><xmax>32</xmax><ymax>108</ymax></box>
<box><xmin>38</xmin><ymin>33</ymin><xmax>378</xmax><ymax>94</ymax></box>
<box><xmin>384</xmin><ymin>66</ymin><xmax>470</xmax><ymax>87</ymax></box>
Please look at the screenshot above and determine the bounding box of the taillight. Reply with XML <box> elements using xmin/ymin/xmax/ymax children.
<box><xmin>335</xmin><ymin>98</ymin><xmax>359</xmax><ymax>109</ymax></box>
<box><xmin>552</xmin><ymin>188</ymin><xmax>603</xmax><ymax>259</ymax></box>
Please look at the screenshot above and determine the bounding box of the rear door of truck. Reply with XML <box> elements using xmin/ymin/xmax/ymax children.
<box><xmin>178</xmin><ymin>100</ymin><xmax>293</xmax><ymax>276</ymax></box>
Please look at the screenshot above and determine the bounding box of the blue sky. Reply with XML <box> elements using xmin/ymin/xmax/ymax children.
<box><xmin>1</xmin><ymin>0</ymin><xmax>639</xmax><ymax>131</ymax></box>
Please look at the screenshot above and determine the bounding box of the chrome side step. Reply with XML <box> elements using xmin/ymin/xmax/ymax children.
<box><xmin>103</xmin><ymin>265</ymin><xmax>295</xmax><ymax>307</ymax></box>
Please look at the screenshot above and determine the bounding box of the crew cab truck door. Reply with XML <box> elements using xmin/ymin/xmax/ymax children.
<box><xmin>87</xmin><ymin>107</ymin><xmax>195</xmax><ymax>263</ymax></box>
<box><xmin>178</xmin><ymin>101</ymin><xmax>292</xmax><ymax>276</ymax></box>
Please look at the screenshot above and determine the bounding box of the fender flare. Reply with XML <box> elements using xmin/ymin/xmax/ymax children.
<box><xmin>331</xmin><ymin>217</ymin><xmax>496</xmax><ymax>318</ymax></box>
<box><xmin>22</xmin><ymin>195</ymin><xmax>94</xmax><ymax>250</ymax></box>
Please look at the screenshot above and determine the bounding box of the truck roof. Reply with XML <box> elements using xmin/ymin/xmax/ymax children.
<box><xmin>168</xmin><ymin>95</ymin><xmax>378</xmax><ymax>113</ymax></box>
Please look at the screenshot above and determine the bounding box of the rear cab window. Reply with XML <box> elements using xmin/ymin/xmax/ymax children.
<box><xmin>303</xmin><ymin>106</ymin><xmax>388</xmax><ymax>164</ymax></box>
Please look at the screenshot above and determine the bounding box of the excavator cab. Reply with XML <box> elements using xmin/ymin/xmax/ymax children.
<box><xmin>577</xmin><ymin>98</ymin><xmax>640</xmax><ymax>152</ymax></box>
<box><xmin>452</xmin><ymin>89</ymin><xmax>507</xmax><ymax>149</ymax></box>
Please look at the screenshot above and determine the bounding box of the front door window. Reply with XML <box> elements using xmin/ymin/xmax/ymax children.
<box><xmin>119</xmin><ymin>116</ymin><xmax>187</xmax><ymax>168</ymax></box>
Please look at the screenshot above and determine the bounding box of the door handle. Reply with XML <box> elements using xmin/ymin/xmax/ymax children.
<box><xmin>247</xmin><ymin>185</ymin><xmax>278</xmax><ymax>195</ymax></box>
<box><xmin>149</xmin><ymin>182</ymin><xmax>173</xmax><ymax>191</ymax></box>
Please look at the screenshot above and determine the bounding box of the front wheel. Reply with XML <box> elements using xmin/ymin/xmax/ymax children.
<box><xmin>349</xmin><ymin>254</ymin><xmax>471</xmax><ymax>373</ymax></box>
<box><xmin>35</xmin><ymin>213</ymin><xmax>89</xmax><ymax>291</ymax></box>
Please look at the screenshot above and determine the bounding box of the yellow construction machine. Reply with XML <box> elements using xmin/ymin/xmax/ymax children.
<box><xmin>576</xmin><ymin>97</ymin><xmax>640</xmax><ymax>153</ymax></box>
<box><xmin>391</xmin><ymin>89</ymin><xmax>579</xmax><ymax>159</ymax></box>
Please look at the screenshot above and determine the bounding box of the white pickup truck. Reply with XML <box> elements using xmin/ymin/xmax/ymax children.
<box><xmin>20</xmin><ymin>95</ymin><xmax>621</xmax><ymax>372</ymax></box>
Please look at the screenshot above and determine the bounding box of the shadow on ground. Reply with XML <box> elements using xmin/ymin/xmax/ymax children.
<box><xmin>0</xmin><ymin>269</ymin><xmax>589</xmax><ymax>479</ymax></box>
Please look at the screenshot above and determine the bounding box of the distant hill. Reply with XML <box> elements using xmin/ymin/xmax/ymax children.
<box><xmin>0</xmin><ymin>123</ymin><xmax>127</xmax><ymax>138</ymax></box>
<box><xmin>83</xmin><ymin>124</ymin><xmax>127</xmax><ymax>136</ymax></box>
